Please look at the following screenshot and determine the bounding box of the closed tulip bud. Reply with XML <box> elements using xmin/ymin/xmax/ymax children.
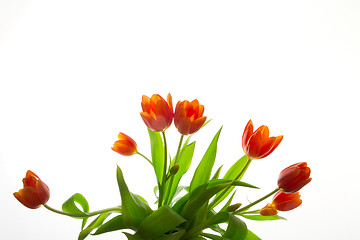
<box><xmin>174</xmin><ymin>99</ymin><xmax>207</xmax><ymax>135</ymax></box>
<box><xmin>272</xmin><ymin>191</ymin><xmax>302</xmax><ymax>211</ymax></box>
<box><xmin>259</xmin><ymin>203</ymin><xmax>278</xmax><ymax>216</ymax></box>
<box><xmin>14</xmin><ymin>170</ymin><xmax>50</xmax><ymax>209</ymax></box>
<box><xmin>170</xmin><ymin>163</ymin><xmax>180</xmax><ymax>175</ymax></box>
<box><xmin>112</xmin><ymin>132</ymin><xmax>138</xmax><ymax>156</ymax></box>
<box><xmin>278</xmin><ymin>162</ymin><xmax>312</xmax><ymax>193</ymax></box>
<box><xmin>226</xmin><ymin>203</ymin><xmax>242</xmax><ymax>212</ymax></box>
<box><xmin>242</xmin><ymin>120</ymin><xmax>283</xmax><ymax>160</ymax></box>
<box><xmin>140</xmin><ymin>93</ymin><xmax>173</xmax><ymax>132</ymax></box>
<box><xmin>260</xmin><ymin>191</ymin><xmax>302</xmax><ymax>216</ymax></box>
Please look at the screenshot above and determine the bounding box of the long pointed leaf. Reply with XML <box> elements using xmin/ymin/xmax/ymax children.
<box><xmin>93</xmin><ymin>215</ymin><xmax>127</xmax><ymax>235</ymax></box>
<box><xmin>116</xmin><ymin>166</ymin><xmax>152</xmax><ymax>229</ymax></box>
<box><xmin>246</xmin><ymin>230</ymin><xmax>262</xmax><ymax>240</ymax></box>
<box><xmin>189</xmin><ymin>127</ymin><xmax>222</xmax><ymax>193</ymax></box>
<box><xmin>148</xmin><ymin>129</ymin><xmax>164</xmax><ymax>184</ymax></box>
<box><xmin>134</xmin><ymin>206</ymin><xmax>186</xmax><ymax>239</ymax></box>
<box><xmin>166</xmin><ymin>142</ymin><xmax>195</xmax><ymax>204</ymax></box>
<box><xmin>223</xmin><ymin>214</ymin><xmax>248</xmax><ymax>240</ymax></box>
<box><xmin>78</xmin><ymin>213</ymin><xmax>111</xmax><ymax>240</ymax></box>
<box><xmin>212</xmin><ymin>155</ymin><xmax>250</xmax><ymax>208</ymax></box>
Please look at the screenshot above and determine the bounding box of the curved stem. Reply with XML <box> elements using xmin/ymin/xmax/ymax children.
<box><xmin>164</xmin><ymin>135</ymin><xmax>184</xmax><ymax>205</ymax></box>
<box><xmin>234</xmin><ymin>188</ymin><xmax>279</xmax><ymax>214</ymax></box>
<box><xmin>137</xmin><ymin>152</ymin><xmax>153</xmax><ymax>166</ymax></box>
<box><xmin>43</xmin><ymin>204</ymin><xmax>121</xmax><ymax>218</ymax></box>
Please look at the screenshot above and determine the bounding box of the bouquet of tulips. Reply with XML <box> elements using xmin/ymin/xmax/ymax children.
<box><xmin>14</xmin><ymin>93</ymin><xmax>312</xmax><ymax>240</ymax></box>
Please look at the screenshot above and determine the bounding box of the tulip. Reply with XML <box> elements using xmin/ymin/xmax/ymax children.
<box><xmin>14</xmin><ymin>170</ymin><xmax>50</xmax><ymax>209</ymax></box>
<box><xmin>174</xmin><ymin>99</ymin><xmax>207</xmax><ymax>135</ymax></box>
<box><xmin>260</xmin><ymin>191</ymin><xmax>302</xmax><ymax>216</ymax></box>
<box><xmin>140</xmin><ymin>93</ymin><xmax>173</xmax><ymax>132</ymax></box>
<box><xmin>112</xmin><ymin>132</ymin><xmax>138</xmax><ymax>156</ymax></box>
<box><xmin>272</xmin><ymin>191</ymin><xmax>302</xmax><ymax>211</ymax></box>
<box><xmin>242</xmin><ymin>120</ymin><xmax>283</xmax><ymax>160</ymax></box>
<box><xmin>259</xmin><ymin>203</ymin><xmax>278</xmax><ymax>216</ymax></box>
<box><xmin>278</xmin><ymin>162</ymin><xmax>312</xmax><ymax>194</ymax></box>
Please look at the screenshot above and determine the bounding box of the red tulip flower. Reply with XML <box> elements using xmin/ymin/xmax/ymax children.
<box><xmin>260</xmin><ymin>191</ymin><xmax>302</xmax><ymax>216</ymax></box>
<box><xmin>174</xmin><ymin>99</ymin><xmax>207</xmax><ymax>135</ymax></box>
<box><xmin>242</xmin><ymin>120</ymin><xmax>283</xmax><ymax>160</ymax></box>
<box><xmin>278</xmin><ymin>162</ymin><xmax>312</xmax><ymax>194</ymax></box>
<box><xmin>14</xmin><ymin>170</ymin><xmax>50</xmax><ymax>209</ymax></box>
<box><xmin>140</xmin><ymin>94</ymin><xmax>173</xmax><ymax>132</ymax></box>
<box><xmin>112</xmin><ymin>132</ymin><xmax>138</xmax><ymax>156</ymax></box>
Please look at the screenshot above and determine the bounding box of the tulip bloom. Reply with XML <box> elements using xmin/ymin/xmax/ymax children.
<box><xmin>112</xmin><ymin>132</ymin><xmax>138</xmax><ymax>156</ymax></box>
<box><xmin>174</xmin><ymin>99</ymin><xmax>207</xmax><ymax>135</ymax></box>
<box><xmin>278</xmin><ymin>162</ymin><xmax>312</xmax><ymax>194</ymax></box>
<box><xmin>14</xmin><ymin>170</ymin><xmax>50</xmax><ymax>209</ymax></box>
<box><xmin>260</xmin><ymin>191</ymin><xmax>302</xmax><ymax>216</ymax></box>
<box><xmin>242</xmin><ymin>120</ymin><xmax>283</xmax><ymax>160</ymax></box>
<box><xmin>140</xmin><ymin>94</ymin><xmax>173</xmax><ymax>132</ymax></box>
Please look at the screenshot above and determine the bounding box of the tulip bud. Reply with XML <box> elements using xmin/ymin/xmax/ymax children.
<box><xmin>14</xmin><ymin>170</ymin><xmax>50</xmax><ymax>209</ymax></box>
<box><xmin>226</xmin><ymin>203</ymin><xmax>242</xmax><ymax>212</ymax></box>
<box><xmin>260</xmin><ymin>203</ymin><xmax>278</xmax><ymax>216</ymax></box>
<box><xmin>112</xmin><ymin>132</ymin><xmax>138</xmax><ymax>156</ymax></box>
<box><xmin>170</xmin><ymin>163</ymin><xmax>180</xmax><ymax>175</ymax></box>
<box><xmin>260</xmin><ymin>191</ymin><xmax>302</xmax><ymax>216</ymax></box>
<box><xmin>278</xmin><ymin>162</ymin><xmax>312</xmax><ymax>193</ymax></box>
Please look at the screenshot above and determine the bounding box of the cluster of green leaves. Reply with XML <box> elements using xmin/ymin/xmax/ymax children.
<box><xmin>61</xmin><ymin>127</ymin><xmax>284</xmax><ymax>240</ymax></box>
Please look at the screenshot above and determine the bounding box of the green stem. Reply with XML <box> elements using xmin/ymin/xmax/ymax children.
<box><xmin>137</xmin><ymin>152</ymin><xmax>153</xmax><ymax>166</ymax></box>
<box><xmin>43</xmin><ymin>204</ymin><xmax>121</xmax><ymax>218</ymax></box>
<box><xmin>209</xmin><ymin>157</ymin><xmax>251</xmax><ymax>209</ymax></box>
<box><xmin>158</xmin><ymin>131</ymin><xmax>168</xmax><ymax>208</ymax></box>
<box><xmin>234</xmin><ymin>188</ymin><xmax>279</xmax><ymax>214</ymax></box>
<box><xmin>164</xmin><ymin>135</ymin><xmax>184</xmax><ymax>205</ymax></box>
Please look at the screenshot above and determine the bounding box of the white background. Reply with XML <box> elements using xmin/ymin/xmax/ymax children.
<box><xmin>1</xmin><ymin>0</ymin><xmax>359</xmax><ymax>239</ymax></box>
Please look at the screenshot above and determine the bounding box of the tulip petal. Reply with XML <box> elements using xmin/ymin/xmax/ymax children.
<box><xmin>257</xmin><ymin>137</ymin><xmax>276</xmax><ymax>159</ymax></box>
<box><xmin>242</xmin><ymin>120</ymin><xmax>253</xmax><ymax>151</ymax></box>
<box><xmin>36</xmin><ymin>180</ymin><xmax>50</xmax><ymax>204</ymax></box>
<box><xmin>177</xmin><ymin>117</ymin><xmax>191</xmax><ymax>135</ymax></box>
<box><xmin>189</xmin><ymin>116</ymin><xmax>207</xmax><ymax>135</ymax></box>
<box><xmin>14</xmin><ymin>190</ymin><xmax>39</xmax><ymax>209</ymax></box>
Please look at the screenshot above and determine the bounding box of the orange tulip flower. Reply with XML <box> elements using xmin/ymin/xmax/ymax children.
<box><xmin>14</xmin><ymin>170</ymin><xmax>50</xmax><ymax>209</ymax></box>
<box><xmin>260</xmin><ymin>191</ymin><xmax>302</xmax><ymax>216</ymax></box>
<box><xmin>174</xmin><ymin>99</ymin><xmax>207</xmax><ymax>135</ymax></box>
<box><xmin>242</xmin><ymin>120</ymin><xmax>283</xmax><ymax>160</ymax></box>
<box><xmin>112</xmin><ymin>132</ymin><xmax>138</xmax><ymax>156</ymax></box>
<box><xmin>278</xmin><ymin>162</ymin><xmax>312</xmax><ymax>194</ymax></box>
<box><xmin>140</xmin><ymin>93</ymin><xmax>173</xmax><ymax>132</ymax></box>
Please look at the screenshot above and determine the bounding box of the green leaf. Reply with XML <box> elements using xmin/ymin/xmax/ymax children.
<box><xmin>134</xmin><ymin>206</ymin><xmax>186</xmax><ymax>239</ymax></box>
<box><xmin>246</xmin><ymin>230</ymin><xmax>262</xmax><ymax>240</ymax></box>
<box><xmin>211</xmin><ymin>165</ymin><xmax>223</xmax><ymax>180</ymax></box>
<box><xmin>182</xmin><ymin>179</ymin><xmax>257</xmax><ymax>221</ymax></box>
<box><xmin>78</xmin><ymin>213</ymin><xmax>111</xmax><ymax>240</ymax></box>
<box><xmin>239</xmin><ymin>213</ymin><xmax>286</xmax><ymax>221</ymax></box>
<box><xmin>62</xmin><ymin>193</ymin><xmax>89</xmax><ymax>228</ymax></box>
<box><xmin>223</xmin><ymin>214</ymin><xmax>248</xmax><ymax>240</ymax></box>
<box><xmin>211</xmin><ymin>155</ymin><xmax>250</xmax><ymax>208</ymax></box>
<box><xmin>220</xmin><ymin>191</ymin><xmax>237</xmax><ymax>212</ymax></box>
<box><xmin>116</xmin><ymin>166</ymin><xmax>153</xmax><ymax>229</ymax></box>
<box><xmin>148</xmin><ymin>129</ymin><xmax>165</xmax><ymax>184</ymax></box>
<box><xmin>166</xmin><ymin>142</ymin><xmax>195</xmax><ymax>205</ymax></box>
<box><xmin>93</xmin><ymin>215</ymin><xmax>127</xmax><ymax>235</ymax></box>
<box><xmin>189</xmin><ymin>127</ymin><xmax>222</xmax><ymax>193</ymax></box>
